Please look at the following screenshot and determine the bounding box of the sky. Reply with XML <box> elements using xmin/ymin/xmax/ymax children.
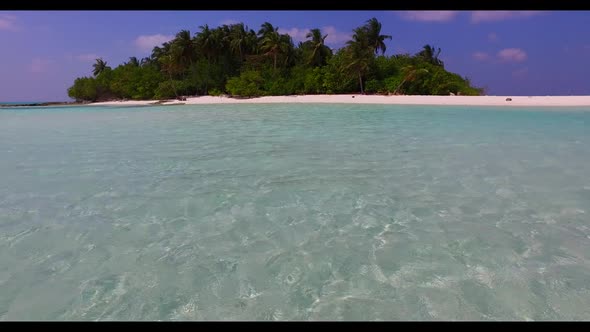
<box><xmin>1</xmin><ymin>10</ymin><xmax>589</xmax><ymax>101</ymax></box>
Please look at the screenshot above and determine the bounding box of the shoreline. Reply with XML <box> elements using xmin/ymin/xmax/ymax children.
<box><xmin>4</xmin><ymin>95</ymin><xmax>590</xmax><ymax>108</ymax></box>
<box><xmin>89</xmin><ymin>95</ymin><xmax>590</xmax><ymax>107</ymax></box>
<box><xmin>0</xmin><ymin>101</ymin><xmax>87</xmax><ymax>108</ymax></box>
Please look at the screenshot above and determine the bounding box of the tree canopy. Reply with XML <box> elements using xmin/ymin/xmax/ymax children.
<box><xmin>68</xmin><ymin>18</ymin><xmax>482</xmax><ymax>102</ymax></box>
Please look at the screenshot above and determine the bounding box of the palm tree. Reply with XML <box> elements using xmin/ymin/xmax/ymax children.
<box><xmin>417</xmin><ymin>45</ymin><xmax>443</xmax><ymax>67</ymax></box>
<box><xmin>305</xmin><ymin>28</ymin><xmax>331</xmax><ymax>67</ymax></box>
<box><xmin>344</xmin><ymin>27</ymin><xmax>373</xmax><ymax>94</ymax></box>
<box><xmin>195</xmin><ymin>25</ymin><xmax>218</xmax><ymax>63</ymax></box>
<box><xmin>364</xmin><ymin>18</ymin><xmax>392</xmax><ymax>55</ymax></box>
<box><xmin>92</xmin><ymin>58</ymin><xmax>108</xmax><ymax>77</ymax></box>
<box><xmin>394</xmin><ymin>65</ymin><xmax>429</xmax><ymax>95</ymax></box>
<box><xmin>172</xmin><ymin>30</ymin><xmax>196</xmax><ymax>68</ymax></box>
<box><xmin>280</xmin><ymin>34</ymin><xmax>296</xmax><ymax>67</ymax></box>
<box><xmin>244</xmin><ymin>29</ymin><xmax>259</xmax><ymax>56</ymax></box>
<box><xmin>257</xmin><ymin>22</ymin><xmax>277</xmax><ymax>39</ymax></box>
<box><xmin>260</xmin><ymin>32</ymin><xmax>280</xmax><ymax>70</ymax></box>
<box><xmin>211</xmin><ymin>27</ymin><xmax>227</xmax><ymax>63</ymax></box>
<box><xmin>140</xmin><ymin>57</ymin><xmax>153</xmax><ymax>67</ymax></box>
<box><xmin>126</xmin><ymin>57</ymin><xmax>139</xmax><ymax>67</ymax></box>
<box><xmin>151</xmin><ymin>42</ymin><xmax>171</xmax><ymax>62</ymax></box>
<box><xmin>258</xmin><ymin>23</ymin><xmax>290</xmax><ymax>70</ymax></box>
<box><xmin>229</xmin><ymin>23</ymin><xmax>256</xmax><ymax>62</ymax></box>
<box><xmin>159</xmin><ymin>55</ymin><xmax>180</xmax><ymax>98</ymax></box>
<box><xmin>229</xmin><ymin>23</ymin><xmax>246</xmax><ymax>61</ymax></box>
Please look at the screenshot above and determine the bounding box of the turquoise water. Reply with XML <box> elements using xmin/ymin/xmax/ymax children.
<box><xmin>1</xmin><ymin>103</ymin><xmax>590</xmax><ymax>320</ymax></box>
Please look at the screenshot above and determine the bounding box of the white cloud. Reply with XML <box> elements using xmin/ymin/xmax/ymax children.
<box><xmin>471</xmin><ymin>11</ymin><xmax>544</xmax><ymax>23</ymax></box>
<box><xmin>29</xmin><ymin>58</ymin><xmax>53</xmax><ymax>73</ymax></box>
<box><xmin>278</xmin><ymin>26</ymin><xmax>351</xmax><ymax>47</ymax></box>
<box><xmin>488</xmin><ymin>32</ymin><xmax>498</xmax><ymax>42</ymax></box>
<box><xmin>497</xmin><ymin>48</ymin><xmax>527</xmax><ymax>62</ymax></box>
<box><xmin>474</xmin><ymin>48</ymin><xmax>527</xmax><ymax>63</ymax></box>
<box><xmin>75</xmin><ymin>54</ymin><xmax>101</xmax><ymax>62</ymax></box>
<box><xmin>0</xmin><ymin>14</ymin><xmax>18</xmax><ymax>31</ymax></box>
<box><xmin>278</xmin><ymin>27</ymin><xmax>310</xmax><ymax>43</ymax></box>
<box><xmin>398</xmin><ymin>11</ymin><xmax>458</xmax><ymax>22</ymax></box>
<box><xmin>220</xmin><ymin>19</ymin><xmax>239</xmax><ymax>25</ymax></box>
<box><xmin>134</xmin><ymin>34</ymin><xmax>174</xmax><ymax>52</ymax></box>
<box><xmin>322</xmin><ymin>26</ymin><xmax>352</xmax><ymax>45</ymax></box>
<box><xmin>472</xmin><ymin>51</ymin><xmax>491</xmax><ymax>62</ymax></box>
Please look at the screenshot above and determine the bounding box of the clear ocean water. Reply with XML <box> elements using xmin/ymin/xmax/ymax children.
<box><xmin>1</xmin><ymin>103</ymin><xmax>589</xmax><ymax>321</ymax></box>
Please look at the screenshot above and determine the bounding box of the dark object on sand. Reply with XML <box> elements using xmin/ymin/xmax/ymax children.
<box><xmin>506</xmin><ymin>98</ymin><xmax>512</xmax><ymax>101</ymax></box>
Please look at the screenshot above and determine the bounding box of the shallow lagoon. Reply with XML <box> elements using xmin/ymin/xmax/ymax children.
<box><xmin>1</xmin><ymin>103</ymin><xmax>589</xmax><ymax>320</ymax></box>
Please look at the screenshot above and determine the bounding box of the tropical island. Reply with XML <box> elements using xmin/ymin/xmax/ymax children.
<box><xmin>67</xmin><ymin>18</ymin><xmax>484</xmax><ymax>102</ymax></box>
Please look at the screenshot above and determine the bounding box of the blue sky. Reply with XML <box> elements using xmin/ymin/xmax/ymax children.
<box><xmin>1</xmin><ymin>10</ymin><xmax>589</xmax><ymax>101</ymax></box>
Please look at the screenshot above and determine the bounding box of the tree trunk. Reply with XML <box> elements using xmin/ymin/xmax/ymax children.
<box><xmin>393</xmin><ymin>79</ymin><xmax>406</xmax><ymax>95</ymax></box>
<box><xmin>358</xmin><ymin>71</ymin><xmax>364</xmax><ymax>94</ymax></box>
<box><xmin>169</xmin><ymin>71</ymin><xmax>178</xmax><ymax>98</ymax></box>
<box><xmin>394</xmin><ymin>75</ymin><xmax>412</xmax><ymax>95</ymax></box>
<box><xmin>205</xmin><ymin>59</ymin><xmax>210</xmax><ymax>95</ymax></box>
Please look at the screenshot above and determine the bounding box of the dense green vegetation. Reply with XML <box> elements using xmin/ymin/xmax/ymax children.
<box><xmin>68</xmin><ymin>18</ymin><xmax>482</xmax><ymax>102</ymax></box>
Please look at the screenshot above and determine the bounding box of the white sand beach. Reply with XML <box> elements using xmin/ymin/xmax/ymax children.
<box><xmin>90</xmin><ymin>95</ymin><xmax>590</xmax><ymax>107</ymax></box>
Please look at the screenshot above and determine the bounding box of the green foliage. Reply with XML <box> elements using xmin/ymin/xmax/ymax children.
<box><xmin>285</xmin><ymin>66</ymin><xmax>307</xmax><ymax>94</ymax></box>
<box><xmin>189</xmin><ymin>59</ymin><xmax>224</xmax><ymax>95</ymax></box>
<box><xmin>154</xmin><ymin>81</ymin><xmax>178</xmax><ymax>100</ymax></box>
<box><xmin>154</xmin><ymin>80</ymin><xmax>195</xmax><ymax>100</ymax></box>
<box><xmin>208</xmin><ymin>88</ymin><xmax>223</xmax><ymax>96</ymax></box>
<box><xmin>109</xmin><ymin>65</ymin><xmax>163</xmax><ymax>100</ymax></box>
<box><xmin>303</xmin><ymin>67</ymin><xmax>325</xmax><ymax>94</ymax></box>
<box><xmin>322</xmin><ymin>51</ymin><xmax>357</xmax><ymax>94</ymax></box>
<box><xmin>226</xmin><ymin>70</ymin><xmax>264</xmax><ymax>97</ymax></box>
<box><xmin>67</xmin><ymin>18</ymin><xmax>483</xmax><ymax>101</ymax></box>
<box><xmin>68</xmin><ymin>77</ymin><xmax>98</xmax><ymax>102</ymax></box>
<box><xmin>92</xmin><ymin>58</ymin><xmax>109</xmax><ymax>77</ymax></box>
<box><xmin>372</xmin><ymin>56</ymin><xmax>398</xmax><ymax>80</ymax></box>
<box><xmin>364</xmin><ymin>79</ymin><xmax>384</xmax><ymax>94</ymax></box>
<box><xmin>300</xmin><ymin>28</ymin><xmax>332</xmax><ymax>67</ymax></box>
<box><xmin>383</xmin><ymin>75</ymin><xmax>403</xmax><ymax>94</ymax></box>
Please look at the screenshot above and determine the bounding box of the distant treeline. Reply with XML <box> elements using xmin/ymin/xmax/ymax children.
<box><xmin>68</xmin><ymin>18</ymin><xmax>483</xmax><ymax>102</ymax></box>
